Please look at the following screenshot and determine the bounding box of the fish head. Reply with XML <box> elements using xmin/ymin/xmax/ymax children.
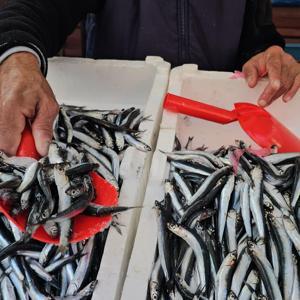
<box><xmin>227</xmin><ymin>291</ymin><xmax>238</xmax><ymax>300</ymax></box>
<box><xmin>166</xmin><ymin>222</ymin><xmax>180</xmax><ymax>233</ymax></box>
<box><xmin>149</xmin><ymin>281</ymin><xmax>160</xmax><ymax>300</ymax></box>
<box><xmin>246</xmin><ymin>240</ymin><xmax>256</xmax><ymax>254</ymax></box>
<box><xmin>164</xmin><ymin>181</ymin><xmax>173</xmax><ymax>194</ymax></box>
<box><xmin>38</xmin><ymin>198</ymin><xmax>53</xmax><ymax>223</ymax></box>
<box><xmin>66</xmin><ymin>185</ymin><xmax>85</xmax><ymax>198</ymax></box>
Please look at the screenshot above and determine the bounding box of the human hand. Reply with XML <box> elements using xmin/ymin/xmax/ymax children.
<box><xmin>0</xmin><ymin>52</ymin><xmax>59</xmax><ymax>156</ymax></box>
<box><xmin>243</xmin><ymin>46</ymin><xmax>300</xmax><ymax>107</ymax></box>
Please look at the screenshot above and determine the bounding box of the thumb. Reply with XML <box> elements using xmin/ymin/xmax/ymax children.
<box><xmin>32</xmin><ymin>98</ymin><xmax>59</xmax><ymax>156</ymax></box>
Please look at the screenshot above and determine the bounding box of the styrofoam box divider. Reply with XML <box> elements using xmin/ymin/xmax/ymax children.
<box><xmin>47</xmin><ymin>56</ymin><xmax>170</xmax><ymax>300</ymax></box>
<box><xmin>121</xmin><ymin>64</ymin><xmax>300</xmax><ymax>299</ymax></box>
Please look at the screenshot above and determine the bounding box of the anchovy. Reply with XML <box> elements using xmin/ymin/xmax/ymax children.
<box><xmin>214</xmin><ymin>251</ymin><xmax>237</xmax><ymax>300</ymax></box>
<box><xmin>291</xmin><ymin>158</ymin><xmax>300</xmax><ymax>208</ymax></box>
<box><xmin>66</xmin><ymin>237</ymin><xmax>95</xmax><ymax>295</ymax></box>
<box><xmin>45</xmin><ymin>252</ymin><xmax>83</xmax><ymax>274</ymax></box>
<box><xmin>60</xmin><ymin>107</ymin><xmax>73</xmax><ymax>144</ymax></box>
<box><xmin>240</xmin><ymin>182</ymin><xmax>252</xmax><ymax>237</ymax></box>
<box><xmin>218</xmin><ymin>175</ymin><xmax>235</xmax><ymax>242</ymax></box>
<box><xmin>230</xmin><ymin>244</ymin><xmax>252</xmax><ymax>297</ymax></box>
<box><xmin>53</xmin><ymin>165</ymin><xmax>72</xmax><ymax>253</ymax></box>
<box><xmin>247</xmin><ymin>241</ymin><xmax>282</xmax><ymax>300</ymax></box>
<box><xmin>16</xmin><ymin>161</ymin><xmax>40</xmax><ymax>193</ymax></box>
<box><xmin>282</xmin><ymin>215</ymin><xmax>300</xmax><ymax>254</ymax></box>
<box><xmin>149</xmin><ymin>257</ymin><xmax>163</xmax><ymax>300</ymax></box>
<box><xmin>124</xmin><ymin>133</ymin><xmax>151</xmax><ymax>152</ymax></box>
<box><xmin>249</xmin><ymin>166</ymin><xmax>265</xmax><ymax>240</ymax></box>
<box><xmin>84</xmin><ymin>203</ymin><xmax>140</xmax><ymax>217</ymax></box>
<box><xmin>167</xmin><ymin>222</ymin><xmax>210</xmax><ymax>295</ymax></box>
<box><xmin>1</xmin><ymin>276</ymin><xmax>16</xmax><ymax>300</ymax></box>
<box><xmin>188</xmin><ymin>166</ymin><xmax>231</xmax><ymax>206</ymax></box>
<box><xmin>239</xmin><ymin>270</ymin><xmax>259</xmax><ymax>300</ymax></box>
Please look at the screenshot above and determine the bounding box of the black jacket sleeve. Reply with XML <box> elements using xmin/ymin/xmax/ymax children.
<box><xmin>0</xmin><ymin>0</ymin><xmax>101</xmax><ymax>74</ymax></box>
<box><xmin>236</xmin><ymin>0</ymin><xmax>285</xmax><ymax>69</ymax></box>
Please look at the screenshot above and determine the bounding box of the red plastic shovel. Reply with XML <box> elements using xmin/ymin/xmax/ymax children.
<box><xmin>0</xmin><ymin>126</ymin><xmax>118</xmax><ymax>244</ymax></box>
<box><xmin>164</xmin><ymin>93</ymin><xmax>300</xmax><ymax>153</ymax></box>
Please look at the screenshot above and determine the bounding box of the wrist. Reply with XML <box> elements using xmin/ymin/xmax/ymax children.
<box><xmin>2</xmin><ymin>52</ymin><xmax>40</xmax><ymax>69</ymax></box>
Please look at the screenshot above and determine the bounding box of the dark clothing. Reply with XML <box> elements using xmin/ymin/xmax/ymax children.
<box><xmin>0</xmin><ymin>0</ymin><xmax>284</xmax><ymax>74</ymax></box>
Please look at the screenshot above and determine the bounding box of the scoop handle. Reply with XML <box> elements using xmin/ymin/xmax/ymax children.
<box><xmin>16</xmin><ymin>123</ymin><xmax>40</xmax><ymax>159</ymax></box>
<box><xmin>163</xmin><ymin>93</ymin><xmax>237</xmax><ymax>124</ymax></box>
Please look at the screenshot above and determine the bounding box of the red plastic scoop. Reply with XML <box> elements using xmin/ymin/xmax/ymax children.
<box><xmin>164</xmin><ymin>93</ymin><xmax>300</xmax><ymax>153</ymax></box>
<box><xmin>0</xmin><ymin>126</ymin><xmax>118</xmax><ymax>244</ymax></box>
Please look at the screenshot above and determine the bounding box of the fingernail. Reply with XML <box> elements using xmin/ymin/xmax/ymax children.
<box><xmin>247</xmin><ymin>76</ymin><xmax>254</xmax><ymax>86</ymax></box>
<box><xmin>35</xmin><ymin>133</ymin><xmax>51</xmax><ymax>156</ymax></box>
<box><xmin>258</xmin><ymin>99</ymin><xmax>267</xmax><ymax>107</ymax></box>
<box><xmin>284</xmin><ymin>95</ymin><xmax>292</xmax><ymax>102</ymax></box>
<box><xmin>272</xmin><ymin>80</ymin><xmax>281</xmax><ymax>89</ymax></box>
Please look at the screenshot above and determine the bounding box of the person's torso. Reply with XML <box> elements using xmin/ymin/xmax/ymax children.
<box><xmin>86</xmin><ymin>0</ymin><xmax>246</xmax><ymax>71</ymax></box>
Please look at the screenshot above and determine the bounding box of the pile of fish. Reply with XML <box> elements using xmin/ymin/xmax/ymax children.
<box><xmin>149</xmin><ymin>142</ymin><xmax>300</xmax><ymax>300</ymax></box>
<box><xmin>0</xmin><ymin>217</ymin><xmax>104</xmax><ymax>300</ymax></box>
<box><xmin>0</xmin><ymin>106</ymin><xmax>150</xmax><ymax>299</ymax></box>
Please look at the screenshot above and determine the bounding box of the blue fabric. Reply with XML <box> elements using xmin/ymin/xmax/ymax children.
<box><xmin>85</xmin><ymin>14</ymin><xmax>97</xmax><ymax>58</ymax></box>
<box><xmin>83</xmin><ymin>0</ymin><xmax>284</xmax><ymax>71</ymax></box>
<box><xmin>272</xmin><ymin>0</ymin><xmax>300</xmax><ymax>6</ymax></box>
<box><xmin>86</xmin><ymin>0</ymin><xmax>246</xmax><ymax>71</ymax></box>
<box><xmin>286</xmin><ymin>44</ymin><xmax>300</xmax><ymax>60</ymax></box>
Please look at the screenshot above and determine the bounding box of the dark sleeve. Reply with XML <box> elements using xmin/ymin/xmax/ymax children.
<box><xmin>0</xmin><ymin>0</ymin><xmax>101</xmax><ymax>74</ymax></box>
<box><xmin>236</xmin><ymin>0</ymin><xmax>285</xmax><ymax>69</ymax></box>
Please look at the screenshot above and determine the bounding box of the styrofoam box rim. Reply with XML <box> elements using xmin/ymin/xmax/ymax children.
<box><xmin>46</xmin><ymin>56</ymin><xmax>170</xmax><ymax>300</ymax></box>
<box><xmin>121</xmin><ymin>67</ymin><xmax>190</xmax><ymax>300</ymax></box>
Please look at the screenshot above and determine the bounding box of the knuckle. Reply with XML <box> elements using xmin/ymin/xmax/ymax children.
<box><xmin>40</xmin><ymin>97</ymin><xmax>59</xmax><ymax>116</ymax></box>
<box><xmin>284</xmin><ymin>53</ymin><xmax>295</xmax><ymax>63</ymax></box>
<box><xmin>270</xmin><ymin>84</ymin><xmax>280</xmax><ymax>92</ymax></box>
<box><xmin>49</xmin><ymin>100</ymin><xmax>60</xmax><ymax>114</ymax></box>
<box><xmin>22</xmin><ymin>107</ymin><xmax>36</xmax><ymax>118</ymax></box>
<box><xmin>0</xmin><ymin>119</ymin><xmax>22</xmax><ymax>133</ymax></box>
<box><xmin>33</xmin><ymin>122</ymin><xmax>53</xmax><ymax>134</ymax></box>
<box><xmin>242</xmin><ymin>63</ymin><xmax>251</xmax><ymax>73</ymax></box>
<box><xmin>269</xmin><ymin>60</ymin><xmax>281</xmax><ymax>70</ymax></box>
<box><xmin>268</xmin><ymin>45</ymin><xmax>283</xmax><ymax>54</ymax></box>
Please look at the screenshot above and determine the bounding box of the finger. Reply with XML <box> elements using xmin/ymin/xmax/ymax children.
<box><xmin>256</xmin><ymin>55</ymin><xmax>267</xmax><ymax>77</ymax></box>
<box><xmin>0</xmin><ymin>108</ymin><xmax>26</xmax><ymax>156</ymax></box>
<box><xmin>258</xmin><ymin>55</ymin><xmax>282</xmax><ymax>107</ymax></box>
<box><xmin>266</xmin><ymin>51</ymin><xmax>282</xmax><ymax>89</ymax></box>
<box><xmin>31</xmin><ymin>96</ymin><xmax>59</xmax><ymax>156</ymax></box>
<box><xmin>270</xmin><ymin>64</ymin><xmax>293</xmax><ymax>103</ymax></box>
<box><xmin>243</xmin><ymin>61</ymin><xmax>259</xmax><ymax>88</ymax></box>
<box><xmin>283</xmin><ymin>74</ymin><xmax>300</xmax><ymax>102</ymax></box>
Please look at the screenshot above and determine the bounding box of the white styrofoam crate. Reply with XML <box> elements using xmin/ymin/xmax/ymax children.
<box><xmin>47</xmin><ymin>56</ymin><xmax>170</xmax><ymax>300</ymax></box>
<box><xmin>121</xmin><ymin>64</ymin><xmax>300</xmax><ymax>300</ymax></box>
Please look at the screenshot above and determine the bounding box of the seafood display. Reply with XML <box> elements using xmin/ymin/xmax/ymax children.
<box><xmin>0</xmin><ymin>106</ymin><xmax>150</xmax><ymax>299</ymax></box>
<box><xmin>149</xmin><ymin>142</ymin><xmax>300</xmax><ymax>300</ymax></box>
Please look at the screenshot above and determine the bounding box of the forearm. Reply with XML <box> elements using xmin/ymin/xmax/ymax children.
<box><xmin>236</xmin><ymin>0</ymin><xmax>285</xmax><ymax>69</ymax></box>
<box><xmin>0</xmin><ymin>0</ymin><xmax>100</xmax><ymax>73</ymax></box>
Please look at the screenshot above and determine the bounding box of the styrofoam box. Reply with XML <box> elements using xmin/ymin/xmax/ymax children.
<box><xmin>121</xmin><ymin>64</ymin><xmax>300</xmax><ymax>299</ymax></box>
<box><xmin>46</xmin><ymin>56</ymin><xmax>170</xmax><ymax>300</ymax></box>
